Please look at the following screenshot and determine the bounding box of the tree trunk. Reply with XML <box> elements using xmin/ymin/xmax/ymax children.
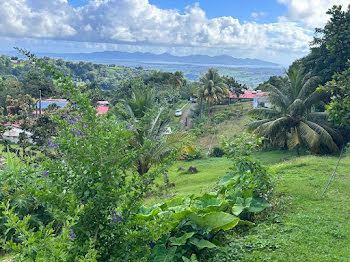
<box><xmin>199</xmin><ymin>97</ymin><xmax>203</xmax><ymax>119</ymax></box>
<box><xmin>296</xmin><ymin>144</ymin><xmax>300</xmax><ymax>157</ymax></box>
<box><xmin>207</xmin><ymin>100</ymin><xmax>211</xmax><ymax>121</ymax></box>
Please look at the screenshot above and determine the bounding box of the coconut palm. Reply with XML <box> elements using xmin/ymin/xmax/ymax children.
<box><xmin>199</xmin><ymin>69</ymin><xmax>229</xmax><ymax>119</ymax></box>
<box><xmin>116</xmin><ymin>88</ymin><xmax>184</xmax><ymax>175</ymax></box>
<box><xmin>248</xmin><ymin>66</ymin><xmax>342</xmax><ymax>156</ymax></box>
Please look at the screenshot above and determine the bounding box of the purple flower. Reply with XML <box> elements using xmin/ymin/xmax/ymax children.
<box><xmin>76</xmin><ymin>130</ymin><xmax>82</xmax><ymax>134</ymax></box>
<box><xmin>112</xmin><ymin>211</ymin><xmax>123</xmax><ymax>222</ymax></box>
<box><xmin>48</xmin><ymin>138</ymin><xmax>53</xmax><ymax>143</ymax></box>
<box><xmin>148</xmin><ymin>179</ymin><xmax>153</xmax><ymax>185</ymax></box>
<box><xmin>69</xmin><ymin>120</ymin><xmax>74</xmax><ymax>124</ymax></box>
<box><xmin>71</xmin><ymin>128</ymin><xmax>75</xmax><ymax>131</ymax></box>
<box><xmin>127</xmin><ymin>124</ymin><xmax>132</xmax><ymax>130</ymax></box>
<box><xmin>69</xmin><ymin>229</ymin><xmax>76</xmax><ymax>239</ymax></box>
<box><xmin>42</xmin><ymin>171</ymin><xmax>49</xmax><ymax>177</ymax></box>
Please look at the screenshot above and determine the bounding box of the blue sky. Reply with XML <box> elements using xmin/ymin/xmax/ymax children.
<box><xmin>0</xmin><ymin>0</ymin><xmax>348</xmax><ymax>65</ymax></box>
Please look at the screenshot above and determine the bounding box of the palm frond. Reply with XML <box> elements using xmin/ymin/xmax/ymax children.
<box><xmin>247</xmin><ymin>119</ymin><xmax>272</xmax><ymax>132</ymax></box>
<box><xmin>297</xmin><ymin>75</ymin><xmax>320</xmax><ymax>100</ymax></box>
<box><xmin>304</xmin><ymin>120</ymin><xmax>340</xmax><ymax>153</ymax></box>
<box><xmin>303</xmin><ymin>89</ymin><xmax>329</xmax><ymax>110</ymax></box>
<box><xmin>254</xmin><ymin>116</ymin><xmax>291</xmax><ymax>138</ymax></box>
<box><xmin>297</xmin><ymin>121</ymin><xmax>320</xmax><ymax>152</ymax></box>
<box><xmin>307</xmin><ymin>112</ymin><xmax>329</xmax><ymax>122</ymax></box>
<box><xmin>287</xmin><ymin>127</ymin><xmax>301</xmax><ymax>149</ymax></box>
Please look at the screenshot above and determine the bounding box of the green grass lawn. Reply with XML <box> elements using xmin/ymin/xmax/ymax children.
<box><xmin>149</xmin><ymin>151</ymin><xmax>350</xmax><ymax>261</ymax></box>
<box><xmin>235</xmin><ymin>155</ymin><xmax>350</xmax><ymax>261</ymax></box>
<box><xmin>148</xmin><ymin>149</ymin><xmax>303</xmax><ymax>204</ymax></box>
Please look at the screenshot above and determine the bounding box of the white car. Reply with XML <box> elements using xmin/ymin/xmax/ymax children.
<box><xmin>175</xmin><ymin>109</ymin><xmax>182</xmax><ymax>117</ymax></box>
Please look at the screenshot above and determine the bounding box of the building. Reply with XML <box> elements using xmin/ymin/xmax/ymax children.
<box><xmin>229</xmin><ymin>90</ymin><xmax>271</xmax><ymax>109</ymax></box>
<box><xmin>97</xmin><ymin>101</ymin><xmax>109</xmax><ymax>115</ymax></box>
<box><xmin>2</xmin><ymin>124</ymin><xmax>33</xmax><ymax>144</ymax></box>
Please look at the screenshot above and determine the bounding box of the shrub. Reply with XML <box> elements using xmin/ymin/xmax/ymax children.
<box><xmin>210</xmin><ymin>146</ymin><xmax>225</xmax><ymax>157</ymax></box>
<box><xmin>141</xmin><ymin>134</ymin><xmax>273</xmax><ymax>261</ymax></box>
<box><xmin>0</xmin><ymin>51</ymin><xmax>177</xmax><ymax>261</ymax></box>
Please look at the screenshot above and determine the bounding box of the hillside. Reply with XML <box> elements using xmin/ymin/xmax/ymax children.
<box><xmin>37</xmin><ymin>51</ymin><xmax>280</xmax><ymax>67</ymax></box>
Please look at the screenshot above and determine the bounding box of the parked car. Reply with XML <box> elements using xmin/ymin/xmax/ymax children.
<box><xmin>189</xmin><ymin>97</ymin><xmax>197</xmax><ymax>103</ymax></box>
<box><xmin>175</xmin><ymin>109</ymin><xmax>182</xmax><ymax>117</ymax></box>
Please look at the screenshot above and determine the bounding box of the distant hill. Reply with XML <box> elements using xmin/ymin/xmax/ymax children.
<box><xmin>39</xmin><ymin>51</ymin><xmax>280</xmax><ymax>67</ymax></box>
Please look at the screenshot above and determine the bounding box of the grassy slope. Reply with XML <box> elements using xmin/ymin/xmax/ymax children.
<box><xmin>195</xmin><ymin>102</ymin><xmax>252</xmax><ymax>151</ymax></box>
<box><xmin>151</xmin><ymin>152</ymin><xmax>350</xmax><ymax>261</ymax></box>
<box><xmin>238</xmin><ymin>155</ymin><xmax>350</xmax><ymax>261</ymax></box>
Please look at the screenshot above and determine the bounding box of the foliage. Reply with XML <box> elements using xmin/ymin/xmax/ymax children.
<box><xmin>113</xmin><ymin>87</ymin><xmax>185</xmax><ymax>175</ymax></box>
<box><xmin>210</xmin><ymin>147</ymin><xmax>225</xmax><ymax>157</ymax></box>
<box><xmin>199</xmin><ymin>68</ymin><xmax>229</xmax><ymax>118</ymax></box>
<box><xmin>183</xmin><ymin>148</ymin><xmax>203</xmax><ymax>161</ymax></box>
<box><xmin>298</xmin><ymin>4</ymin><xmax>350</xmax><ymax>83</ymax></box>
<box><xmin>0</xmin><ymin>50</ymin><xmax>178</xmax><ymax>260</ymax></box>
<box><xmin>223</xmin><ymin>76</ymin><xmax>247</xmax><ymax>98</ymax></box>
<box><xmin>222</xmin><ymin>155</ymin><xmax>350</xmax><ymax>261</ymax></box>
<box><xmin>0</xmin><ymin>202</ymin><xmax>98</xmax><ymax>262</ymax></box>
<box><xmin>248</xmin><ymin>66</ymin><xmax>342</xmax><ymax>155</ymax></box>
<box><xmin>143</xmin><ymin>134</ymin><xmax>272</xmax><ymax>261</ymax></box>
<box><xmin>319</xmin><ymin>64</ymin><xmax>350</xmax><ymax>125</ymax></box>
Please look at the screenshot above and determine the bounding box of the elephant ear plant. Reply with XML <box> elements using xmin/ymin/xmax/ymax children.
<box><xmin>141</xmin><ymin>134</ymin><xmax>273</xmax><ymax>261</ymax></box>
<box><xmin>0</xmin><ymin>49</ymin><xmax>179</xmax><ymax>261</ymax></box>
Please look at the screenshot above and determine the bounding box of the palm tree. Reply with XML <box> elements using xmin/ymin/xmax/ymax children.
<box><xmin>116</xmin><ymin>88</ymin><xmax>184</xmax><ymax>175</ymax></box>
<box><xmin>199</xmin><ymin>69</ymin><xmax>229</xmax><ymax>119</ymax></box>
<box><xmin>248</xmin><ymin>66</ymin><xmax>342</xmax><ymax>156</ymax></box>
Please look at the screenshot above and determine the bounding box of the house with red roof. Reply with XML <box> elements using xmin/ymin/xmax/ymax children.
<box><xmin>97</xmin><ymin>101</ymin><xmax>109</xmax><ymax>115</ymax></box>
<box><xmin>229</xmin><ymin>90</ymin><xmax>271</xmax><ymax>109</ymax></box>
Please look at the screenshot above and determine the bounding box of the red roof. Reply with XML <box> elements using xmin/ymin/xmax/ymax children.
<box><xmin>97</xmin><ymin>105</ymin><xmax>109</xmax><ymax>115</ymax></box>
<box><xmin>229</xmin><ymin>90</ymin><xmax>267</xmax><ymax>99</ymax></box>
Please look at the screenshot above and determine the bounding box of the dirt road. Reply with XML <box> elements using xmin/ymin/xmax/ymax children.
<box><xmin>178</xmin><ymin>103</ymin><xmax>196</xmax><ymax>129</ymax></box>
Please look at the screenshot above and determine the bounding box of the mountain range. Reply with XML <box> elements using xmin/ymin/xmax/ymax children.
<box><xmin>38</xmin><ymin>51</ymin><xmax>280</xmax><ymax>67</ymax></box>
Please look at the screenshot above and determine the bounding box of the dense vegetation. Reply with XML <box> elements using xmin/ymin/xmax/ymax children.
<box><xmin>0</xmin><ymin>4</ymin><xmax>349</xmax><ymax>262</ymax></box>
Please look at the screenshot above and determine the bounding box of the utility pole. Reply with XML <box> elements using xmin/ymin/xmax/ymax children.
<box><xmin>39</xmin><ymin>89</ymin><xmax>42</xmax><ymax>117</ymax></box>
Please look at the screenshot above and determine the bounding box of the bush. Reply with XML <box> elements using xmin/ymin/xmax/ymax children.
<box><xmin>210</xmin><ymin>146</ymin><xmax>225</xmax><ymax>157</ymax></box>
<box><xmin>142</xmin><ymin>134</ymin><xmax>273</xmax><ymax>261</ymax></box>
<box><xmin>0</xmin><ymin>53</ymin><xmax>176</xmax><ymax>261</ymax></box>
<box><xmin>183</xmin><ymin>148</ymin><xmax>202</xmax><ymax>161</ymax></box>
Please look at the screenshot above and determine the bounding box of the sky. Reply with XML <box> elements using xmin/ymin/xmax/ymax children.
<box><xmin>0</xmin><ymin>0</ymin><xmax>348</xmax><ymax>65</ymax></box>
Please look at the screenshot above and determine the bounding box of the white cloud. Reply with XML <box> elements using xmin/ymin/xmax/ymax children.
<box><xmin>0</xmin><ymin>0</ymin><xmax>317</xmax><ymax>64</ymax></box>
<box><xmin>278</xmin><ymin>0</ymin><xmax>349</xmax><ymax>28</ymax></box>
<box><xmin>251</xmin><ymin>12</ymin><xmax>266</xmax><ymax>19</ymax></box>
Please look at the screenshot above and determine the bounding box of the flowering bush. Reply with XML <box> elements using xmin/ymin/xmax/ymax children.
<box><xmin>0</xmin><ymin>51</ymin><xmax>177</xmax><ymax>261</ymax></box>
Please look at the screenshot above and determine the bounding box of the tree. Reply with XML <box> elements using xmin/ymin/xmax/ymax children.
<box><xmin>248</xmin><ymin>66</ymin><xmax>342</xmax><ymax>156</ymax></box>
<box><xmin>223</xmin><ymin>76</ymin><xmax>248</xmax><ymax>100</ymax></box>
<box><xmin>114</xmin><ymin>88</ymin><xmax>183</xmax><ymax>175</ymax></box>
<box><xmin>298</xmin><ymin>4</ymin><xmax>350</xmax><ymax>83</ymax></box>
<box><xmin>319</xmin><ymin>63</ymin><xmax>350</xmax><ymax>125</ymax></box>
<box><xmin>199</xmin><ymin>69</ymin><xmax>229</xmax><ymax>119</ymax></box>
<box><xmin>21</xmin><ymin>70</ymin><xmax>56</xmax><ymax>98</ymax></box>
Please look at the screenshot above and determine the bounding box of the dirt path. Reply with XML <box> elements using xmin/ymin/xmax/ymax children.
<box><xmin>179</xmin><ymin>103</ymin><xmax>196</xmax><ymax>129</ymax></box>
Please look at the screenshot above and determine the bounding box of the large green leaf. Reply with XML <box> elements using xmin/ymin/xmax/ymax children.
<box><xmin>188</xmin><ymin>212</ymin><xmax>239</xmax><ymax>233</ymax></box>
<box><xmin>193</xmin><ymin>194</ymin><xmax>225</xmax><ymax>212</ymax></box>
<box><xmin>218</xmin><ymin>171</ymin><xmax>239</xmax><ymax>187</ymax></box>
<box><xmin>247</xmin><ymin>197</ymin><xmax>271</xmax><ymax>213</ymax></box>
<box><xmin>137</xmin><ymin>205</ymin><xmax>161</xmax><ymax>220</ymax></box>
<box><xmin>169</xmin><ymin>232</ymin><xmax>195</xmax><ymax>246</ymax></box>
<box><xmin>153</xmin><ymin>245</ymin><xmax>177</xmax><ymax>262</ymax></box>
<box><xmin>160</xmin><ymin>197</ymin><xmax>185</xmax><ymax>210</ymax></box>
<box><xmin>182</xmin><ymin>254</ymin><xmax>199</xmax><ymax>262</ymax></box>
<box><xmin>189</xmin><ymin>238</ymin><xmax>217</xmax><ymax>250</ymax></box>
<box><xmin>232</xmin><ymin>197</ymin><xmax>247</xmax><ymax>216</ymax></box>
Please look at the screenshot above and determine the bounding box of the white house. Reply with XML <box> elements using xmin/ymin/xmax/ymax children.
<box><xmin>2</xmin><ymin>126</ymin><xmax>33</xmax><ymax>144</ymax></box>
